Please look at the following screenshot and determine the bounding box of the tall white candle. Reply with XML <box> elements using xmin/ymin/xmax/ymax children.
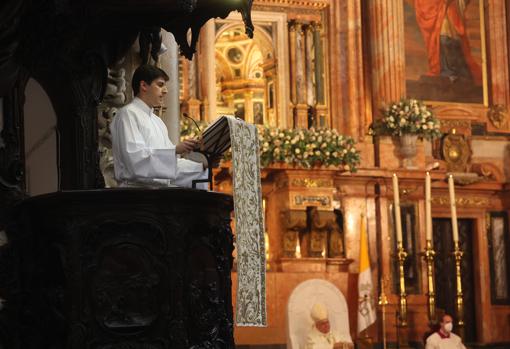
<box><xmin>393</xmin><ymin>174</ymin><xmax>403</xmax><ymax>244</ymax></box>
<box><xmin>448</xmin><ymin>175</ymin><xmax>459</xmax><ymax>243</ymax></box>
<box><xmin>425</xmin><ymin>172</ymin><xmax>432</xmax><ymax>242</ymax></box>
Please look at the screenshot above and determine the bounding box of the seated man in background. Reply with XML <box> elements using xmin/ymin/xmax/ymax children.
<box><xmin>306</xmin><ymin>303</ymin><xmax>347</xmax><ymax>349</ymax></box>
<box><xmin>425</xmin><ymin>314</ymin><xmax>466</xmax><ymax>349</ymax></box>
<box><xmin>111</xmin><ymin>64</ymin><xmax>216</xmax><ymax>188</ymax></box>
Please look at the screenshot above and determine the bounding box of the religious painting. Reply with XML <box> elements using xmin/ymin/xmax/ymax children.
<box><xmin>390</xmin><ymin>203</ymin><xmax>420</xmax><ymax>294</ymax></box>
<box><xmin>488</xmin><ymin>212</ymin><xmax>510</xmax><ymax>304</ymax></box>
<box><xmin>404</xmin><ymin>0</ymin><xmax>488</xmax><ymax>104</ymax></box>
<box><xmin>253</xmin><ymin>101</ymin><xmax>264</xmax><ymax>125</ymax></box>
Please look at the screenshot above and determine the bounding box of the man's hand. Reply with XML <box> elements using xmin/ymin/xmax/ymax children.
<box><xmin>176</xmin><ymin>138</ymin><xmax>200</xmax><ymax>154</ymax></box>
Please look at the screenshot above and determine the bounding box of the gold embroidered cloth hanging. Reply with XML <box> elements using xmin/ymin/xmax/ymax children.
<box><xmin>227</xmin><ymin>116</ymin><xmax>267</xmax><ymax>327</ymax></box>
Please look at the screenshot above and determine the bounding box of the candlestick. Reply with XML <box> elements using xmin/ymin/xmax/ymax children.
<box><xmin>422</xmin><ymin>240</ymin><xmax>436</xmax><ymax>323</ymax></box>
<box><xmin>425</xmin><ymin>172</ymin><xmax>432</xmax><ymax>242</ymax></box>
<box><xmin>396</xmin><ymin>242</ymin><xmax>408</xmax><ymax>327</ymax></box>
<box><xmin>393</xmin><ymin>174</ymin><xmax>403</xmax><ymax>243</ymax></box>
<box><xmin>378</xmin><ymin>278</ymin><xmax>389</xmax><ymax>349</ymax></box>
<box><xmin>453</xmin><ymin>241</ymin><xmax>465</xmax><ymax>339</ymax></box>
<box><xmin>448</xmin><ymin>175</ymin><xmax>459</xmax><ymax>243</ymax></box>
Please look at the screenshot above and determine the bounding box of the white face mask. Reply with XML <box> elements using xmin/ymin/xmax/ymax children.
<box><xmin>444</xmin><ymin>322</ymin><xmax>453</xmax><ymax>333</ymax></box>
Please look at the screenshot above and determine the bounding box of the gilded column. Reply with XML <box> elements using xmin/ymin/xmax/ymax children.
<box><xmin>367</xmin><ymin>0</ymin><xmax>406</xmax><ymax>112</ymax></box>
<box><xmin>288</xmin><ymin>20</ymin><xmax>298</xmax><ymax>107</ymax></box>
<box><xmin>244</xmin><ymin>91</ymin><xmax>254</xmax><ymax>124</ymax></box>
<box><xmin>312</xmin><ymin>22</ymin><xmax>325</xmax><ymax>106</ymax></box>
<box><xmin>295</xmin><ymin>22</ymin><xmax>308</xmax><ymax>128</ymax></box>
<box><xmin>304</xmin><ymin>24</ymin><xmax>316</xmax><ymax>108</ymax></box>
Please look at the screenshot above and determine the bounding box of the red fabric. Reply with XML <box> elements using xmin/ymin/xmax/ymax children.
<box><xmin>414</xmin><ymin>0</ymin><xmax>482</xmax><ymax>84</ymax></box>
<box><xmin>437</xmin><ymin>330</ymin><xmax>451</xmax><ymax>339</ymax></box>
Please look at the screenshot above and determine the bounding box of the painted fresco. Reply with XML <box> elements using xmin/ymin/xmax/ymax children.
<box><xmin>404</xmin><ymin>0</ymin><xmax>486</xmax><ymax>104</ymax></box>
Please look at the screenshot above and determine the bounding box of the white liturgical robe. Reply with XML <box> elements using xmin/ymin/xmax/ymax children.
<box><xmin>305</xmin><ymin>327</ymin><xmax>339</xmax><ymax>349</ymax></box>
<box><xmin>110</xmin><ymin>97</ymin><xmax>208</xmax><ymax>188</ymax></box>
<box><xmin>425</xmin><ymin>332</ymin><xmax>466</xmax><ymax>349</ymax></box>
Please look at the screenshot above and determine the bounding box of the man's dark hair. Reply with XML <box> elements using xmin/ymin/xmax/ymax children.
<box><xmin>131</xmin><ymin>64</ymin><xmax>169</xmax><ymax>96</ymax></box>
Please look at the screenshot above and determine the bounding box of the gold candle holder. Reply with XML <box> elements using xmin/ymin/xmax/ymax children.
<box><xmin>453</xmin><ymin>241</ymin><xmax>464</xmax><ymax>336</ymax></box>
<box><xmin>396</xmin><ymin>242</ymin><xmax>408</xmax><ymax>327</ymax></box>
<box><xmin>422</xmin><ymin>240</ymin><xmax>436</xmax><ymax>323</ymax></box>
<box><xmin>378</xmin><ymin>278</ymin><xmax>389</xmax><ymax>349</ymax></box>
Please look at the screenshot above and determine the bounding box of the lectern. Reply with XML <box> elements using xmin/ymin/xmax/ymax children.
<box><xmin>1</xmin><ymin>188</ymin><xmax>235</xmax><ymax>348</ymax></box>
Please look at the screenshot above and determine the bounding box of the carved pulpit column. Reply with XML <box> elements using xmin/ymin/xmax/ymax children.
<box><xmin>199</xmin><ymin>19</ymin><xmax>217</xmax><ymax>121</ymax></box>
<box><xmin>295</xmin><ymin>22</ymin><xmax>308</xmax><ymax>129</ymax></box>
<box><xmin>366</xmin><ymin>0</ymin><xmax>406</xmax><ymax>113</ymax></box>
<box><xmin>188</xmin><ymin>54</ymin><xmax>202</xmax><ymax>120</ymax></box>
<box><xmin>328</xmin><ymin>0</ymin><xmax>368</xmax><ymax>138</ymax></box>
<box><xmin>159</xmin><ymin>30</ymin><xmax>180</xmax><ymax>144</ymax></box>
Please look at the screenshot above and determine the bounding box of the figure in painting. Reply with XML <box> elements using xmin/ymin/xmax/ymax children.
<box><xmin>413</xmin><ymin>0</ymin><xmax>482</xmax><ymax>84</ymax></box>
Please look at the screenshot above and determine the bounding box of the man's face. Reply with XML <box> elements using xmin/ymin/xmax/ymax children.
<box><xmin>141</xmin><ymin>77</ymin><xmax>168</xmax><ymax>107</ymax></box>
<box><xmin>315</xmin><ymin>319</ymin><xmax>330</xmax><ymax>334</ymax></box>
<box><xmin>441</xmin><ymin>315</ymin><xmax>453</xmax><ymax>333</ymax></box>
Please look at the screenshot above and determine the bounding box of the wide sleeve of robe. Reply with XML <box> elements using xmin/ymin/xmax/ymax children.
<box><xmin>110</xmin><ymin>107</ymin><xmax>177</xmax><ymax>180</ymax></box>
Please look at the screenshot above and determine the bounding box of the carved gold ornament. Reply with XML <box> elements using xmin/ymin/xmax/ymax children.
<box><xmin>290</xmin><ymin>178</ymin><xmax>334</xmax><ymax>188</ymax></box>
<box><xmin>431</xmin><ymin>196</ymin><xmax>489</xmax><ymax>207</ymax></box>
<box><xmin>441</xmin><ymin>130</ymin><xmax>471</xmax><ymax>172</ymax></box>
<box><xmin>487</xmin><ymin>104</ymin><xmax>508</xmax><ymax>129</ymax></box>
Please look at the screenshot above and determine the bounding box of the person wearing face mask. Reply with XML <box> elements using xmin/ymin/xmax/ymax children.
<box><xmin>425</xmin><ymin>314</ymin><xmax>466</xmax><ymax>349</ymax></box>
<box><xmin>305</xmin><ymin>303</ymin><xmax>347</xmax><ymax>349</ymax></box>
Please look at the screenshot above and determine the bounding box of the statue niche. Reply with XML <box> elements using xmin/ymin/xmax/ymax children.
<box><xmin>281</xmin><ymin>207</ymin><xmax>345</xmax><ymax>259</ymax></box>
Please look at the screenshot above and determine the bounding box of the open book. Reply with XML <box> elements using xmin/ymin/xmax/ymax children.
<box><xmin>182</xmin><ymin>115</ymin><xmax>233</xmax><ymax>189</ymax></box>
<box><xmin>197</xmin><ymin>115</ymin><xmax>231</xmax><ymax>155</ymax></box>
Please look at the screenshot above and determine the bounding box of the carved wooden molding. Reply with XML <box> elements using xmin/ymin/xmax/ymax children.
<box><xmin>440</xmin><ymin>119</ymin><xmax>471</xmax><ymax>131</ymax></box>
<box><xmin>487</xmin><ymin>104</ymin><xmax>509</xmax><ymax>130</ymax></box>
<box><xmin>254</xmin><ymin>0</ymin><xmax>329</xmax><ymax>10</ymax></box>
<box><xmin>433</xmin><ymin>104</ymin><xmax>487</xmax><ymax>121</ymax></box>
<box><xmin>290</xmin><ymin>178</ymin><xmax>334</xmax><ymax>188</ymax></box>
<box><xmin>431</xmin><ymin>196</ymin><xmax>490</xmax><ymax>207</ymax></box>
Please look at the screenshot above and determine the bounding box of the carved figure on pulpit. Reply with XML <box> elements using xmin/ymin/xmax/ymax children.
<box><xmin>327</xmin><ymin>209</ymin><xmax>345</xmax><ymax>258</ymax></box>
<box><xmin>309</xmin><ymin>207</ymin><xmax>328</xmax><ymax>258</ymax></box>
<box><xmin>281</xmin><ymin>210</ymin><xmax>307</xmax><ymax>258</ymax></box>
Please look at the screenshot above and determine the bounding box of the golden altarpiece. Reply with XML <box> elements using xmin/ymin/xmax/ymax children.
<box><xmin>173</xmin><ymin>0</ymin><xmax>510</xmax><ymax>347</ymax></box>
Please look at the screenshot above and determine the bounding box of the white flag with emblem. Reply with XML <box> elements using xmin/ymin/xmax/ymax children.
<box><xmin>357</xmin><ymin>214</ymin><xmax>376</xmax><ymax>333</ymax></box>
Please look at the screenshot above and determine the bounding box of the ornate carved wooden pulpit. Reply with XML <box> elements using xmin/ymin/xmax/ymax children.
<box><xmin>0</xmin><ymin>1</ymin><xmax>254</xmax><ymax>348</ymax></box>
<box><xmin>2</xmin><ymin>189</ymin><xmax>234</xmax><ymax>348</ymax></box>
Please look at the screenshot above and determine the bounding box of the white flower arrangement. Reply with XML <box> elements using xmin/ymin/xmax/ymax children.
<box><xmin>257</xmin><ymin>126</ymin><xmax>360</xmax><ymax>171</ymax></box>
<box><xmin>180</xmin><ymin>118</ymin><xmax>361</xmax><ymax>172</ymax></box>
<box><xmin>369</xmin><ymin>99</ymin><xmax>441</xmax><ymax>139</ymax></box>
